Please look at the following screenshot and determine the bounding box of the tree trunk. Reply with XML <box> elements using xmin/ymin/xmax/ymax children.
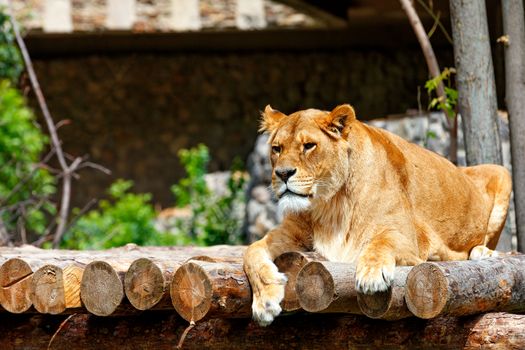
<box><xmin>449</xmin><ymin>0</ymin><xmax>502</xmax><ymax>165</ymax></box>
<box><xmin>3</xmin><ymin>312</ymin><xmax>525</xmax><ymax>349</ymax></box>
<box><xmin>295</xmin><ymin>261</ymin><xmax>361</xmax><ymax>314</ymax></box>
<box><xmin>357</xmin><ymin>266</ymin><xmax>413</xmax><ymax>320</ymax></box>
<box><xmin>170</xmin><ymin>260</ymin><xmax>252</xmax><ymax>322</ymax></box>
<box><xmin>274</xmin><ymin>251</ymin><xmax>325</xmax><ymax>312</ymax></box>
<box><xmin>405</xmin><ymin>255</ymin><xmax>525</xmax><ymax>319</ymax></box>
<box><xmin>502</xmin><ymin>0</ymin><xmax>525</xmax><ymax>253</ymax></box>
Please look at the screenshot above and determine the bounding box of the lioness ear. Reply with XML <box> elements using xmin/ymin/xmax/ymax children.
<box><xmin>259</xmin><ymin>105</ymin><xmax>287</xmax><ymax>133</ymax></box>
<box><xmin>323</xmin><ymin>104</ymin><xmax>356</xmax><ymax>138</ymax></box>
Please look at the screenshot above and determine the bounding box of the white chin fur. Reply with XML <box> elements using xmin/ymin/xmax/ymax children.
<box><xmin>278</xmin><ymin>195</ymin><xmax>310</xmax><ymax>216</ymax></box>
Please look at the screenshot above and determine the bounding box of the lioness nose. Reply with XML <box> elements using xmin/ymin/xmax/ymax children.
<box><xmin>275</xmin><ymin>167</ymin><xmax>296</xmax><ymax>183</ymax></box>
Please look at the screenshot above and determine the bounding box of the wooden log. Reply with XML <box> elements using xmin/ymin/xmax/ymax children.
<box><xmin>295</xmin><ymin>261</ymin><xmax>360</xmax><ymax>314</ymax></box>
<box><xmin>124</xmin><ymin>255</ymin><xmax>244</xmax><ymax>311</ymax></box>
<box><xmin>3</xmin><ymin>312</ymin><xmax>525</xmax><ymax>349</ymax></box>
<box><xmin>357</xmin><ymin>266</ymin><xmax>413</xmax><ymax>320</ymax></box>
<box><xmin>124</xmin><ymin>258</ymin><xmax>178</xmax><ymax>311</ymax></box>
<box><xmin>80</xmin><ymin>260</ymin><xmax>131</xmax><ymax>316</ymax></box>
<box><xmin>170</xmin><ymin>260</ymin><xmax>251</xmax><ymax>322</ymax></box>
<box><xmin>405</xmin><ymin>255</ymin><xmax>525</xmax><ymax>319</ymax></box>
<box><xmin>30</xmin><ymin>262</ymin><xmax>85</xmax><ymax>314</ymax></box>
<box><xmin>274</xmin><ymin>251</ymin><xmax>325</xmax><ymax>312</ymax></box>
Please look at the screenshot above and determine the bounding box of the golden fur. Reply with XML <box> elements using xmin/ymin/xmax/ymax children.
<box><xmin>243</xmin><ymin>104</ymin><xmax>512</xmax><ymax>326</ymax></box>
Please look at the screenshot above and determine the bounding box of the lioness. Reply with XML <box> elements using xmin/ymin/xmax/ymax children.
<box><xmin>243</xmin><ymin>104</ymin><xmax>512</xmax><ymax>326</ymax></box>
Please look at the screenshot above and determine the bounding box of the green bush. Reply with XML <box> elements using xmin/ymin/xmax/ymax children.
<box><xmin>170</xmin><ymin>144</ymin><xmax>246</xmax><ymax>246</ymax></box>
<box><xmin>0</xmin><ymin>80</ymin><xmax>56</xmax><ymax>238</ymax></box>
<box><xmin>63</xmin><ymin>145</ymin><xmax>246</xmax><ymax>249</ymax></box>
<box><xmin>61</xmin><ymin>179</ymin><xmax>187</xmax><ymax>250</ymax></box>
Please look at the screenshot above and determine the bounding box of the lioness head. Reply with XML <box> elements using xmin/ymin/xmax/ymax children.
<box><xmin>260</xmin><ymin>104</ymin><xmax>356</xmax><ymax>215</ymax></box>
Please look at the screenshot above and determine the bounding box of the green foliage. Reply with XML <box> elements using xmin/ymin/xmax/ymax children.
<box><xmin>62</xmin><ymin>145</ymin><xmax>246</xmax><ymax>250</ymax></box>
<box><xmin>62</xmin><ymin>180</ymin><xmax>185</xmax><ymax>250</ymax></box>
<box><xmin>171</xmin><ymin>144</ymin><xmax>246</xmax><ymax>246</ymax></box>
<box><xmin>425</xmin><ymin>67</ymin><xmax>458</xmax><ymax>119</ymax></box>
<box><xmin>0</xmin><ymin>8</ymin><xmax>23</xmax><ymax>84</ymax></box>
<box><xmin>0</xmin><ymin>80</ymin><xmax>56</xmax><ymax>236</ymax></box>
<box><xmin>171</xmin><ymin>144</ymin><xmax>210</xmax><ymax>208</ymax></box>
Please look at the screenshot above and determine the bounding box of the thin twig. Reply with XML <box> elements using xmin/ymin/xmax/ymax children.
<box><xmin>61</xmin><ymin>198</ymin><xmax>98</xmax><ymax>236</ymax></box>
<box><xmin>177</xmin><ymin>321</ymin><xmax>196</xmax><ymax>349</ymax></box>
<box><xmin>47</xmin><ymin>314</ymin><xmax>76</xmax><ymax>350</ymax></box>
<box><xmin>416</xmin><ymin>0</ymin><xmax>453</xmax><ymax>44</ymax></box>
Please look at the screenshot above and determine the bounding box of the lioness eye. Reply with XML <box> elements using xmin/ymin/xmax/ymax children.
<box><xmin>304</xmin><ymin>143</ymin><xmax>316</xmax><ymax>151</ymax></box>
<box><xmin>272</xmin><ymin>145</ymin><xmax>281</xmax><ymax>153</ymax></box>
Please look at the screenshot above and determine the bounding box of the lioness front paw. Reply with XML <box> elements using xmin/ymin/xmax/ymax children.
<box><xmin>469</xmin><ymin>245</ymin><xmax>501</xmax><ymax>260</ymax></box>
<box><xmin>252</xmin><ymin>270</ymin><xmax>287</xmax><ymax>326</ymax></box>
<box><xmin>355</xmin><ymin>257</ymin><xmax>395</xmax><ymax>294</ymax></box>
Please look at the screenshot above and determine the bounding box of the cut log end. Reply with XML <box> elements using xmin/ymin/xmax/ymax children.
<box><xmin>357</xmin><ymin>289</ymin><xmax>392</xmax><ymax>319</ymax></box>
<box><xmin>31</xmin><ymin>264</ymin><xmax>66</xmax><ymax>314</ymax></box>
<box><xmin>170</xmin><ymin>262</ymin><xmax>212</xmax><ymax>322</ymax></box>
<box><xmin>0</xmin><ymin>258</ymin><xmax>34</xmax><ymax>313</ymax></box>
<box><xmin>296</xmin><ymin>261</ymin><xmax>335</xmax><ymax>312</ymax></box>
<box><xmin>405</xmin><ymin>263</ymin><xmax>448</xmax><ymax>319</ymax></box>
<box><xmin>274</xmin><ymin>251</ymin><xmax>312</xmax><ymax>311</ymax></box>
<box><xmin>81</xmin><ymin>261</ymin><xmax>124</xmax><ymax>316</ymax></box>
<box><xmin>124</xmin><ymin>258</ymin><xmax>165</xmax><ymax>311</ymax></box>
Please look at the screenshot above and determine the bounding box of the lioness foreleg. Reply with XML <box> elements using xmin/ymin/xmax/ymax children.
<box><xmin>243</xmin><ymin>215</ymin><xmax>311</xmax><ymax>326</ymax></box>
<box><xmin>355</xmin><ymin>229</ymin><xmax>422</xmax><ymax>294</ymax></box>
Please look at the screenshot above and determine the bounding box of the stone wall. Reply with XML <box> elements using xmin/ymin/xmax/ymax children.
<box><xmin>31</xmin><ymin>48</ymin><xmax>450</xmax><ymax>206</ymax></box>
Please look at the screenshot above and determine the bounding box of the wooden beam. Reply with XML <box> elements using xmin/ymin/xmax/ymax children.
<box><xmin>235</xmin><ymin>0</ymin><xmax>266</xmax><ymax>29</ymax></box>
<box><xmin>43</xmin><ymin>0</ymin><xmax>72</xmax><ymax>33</ymax></box>
<box><xmin>169</xmin><ymin>0</ymin><xmax>201</xmax><ymax>31</ymax></box>
<box><xmin>273</xmin><ymin>0</ymin><xmax>347</xmax><ymax>28</ymax></box>
<box><xmin>106</xmin><ymin>0</ymin><xmax>136</xmax><ymax>30</ymax></box>
<box><xmin>3</xmin><ymin>312</ymin><xmax>525</xmax><ymax>349</ymax></box>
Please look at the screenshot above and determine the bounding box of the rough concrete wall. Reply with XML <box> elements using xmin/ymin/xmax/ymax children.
<box><xmin>31</xmin><ymin>49</ymin><xmax>450</xmax><ymax>206</ymax></box>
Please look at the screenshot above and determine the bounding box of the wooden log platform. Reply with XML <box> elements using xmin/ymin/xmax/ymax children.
<box><xmin>2</xmin><ymin>312</ymin><xmax>525</xmax><ymax>349</ymax></box>
<box><xmin>405</xmin><ymin>255</ymin><xmax>525</xmax><ymax>319</ymax></box>
<box><xmin>0</xmin><ymin>245</ymin><xmax>523</xmax><ymax>349</ymax></box>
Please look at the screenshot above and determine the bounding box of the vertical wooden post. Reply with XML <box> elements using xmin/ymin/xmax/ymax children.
<box><xmin>502</xmin><ymin>0</ymin><xmax>525</xmax><ymax>252</ymax></box>
<box><xmin>169</xmin><ymin>0</ymin><xmax>201</xmax><ymax>31</ymax></box>
<box><xmin>235</xmin><ymin>0</ymin><xmax>266</xmax><ymax>30</ymax></box>
<box><xmin>106</xmin><ymin>0</ymin><xmax>136</xmax><ymax>30</ymax></box>
<box><xmin>43</xmin><ymin>0</ymin><xmax>72</xmax><ymax>33</ymax></box>
<box><xmin>449</xmin><ymin>0</ymin><xmax>502</xmax><ymax>166</ymax></box>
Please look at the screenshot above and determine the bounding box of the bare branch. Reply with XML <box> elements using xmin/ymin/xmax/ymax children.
<box><xmin>6</xmin><ymin>3</ymin><xmax>109</xmax><ymax>247</ymax></box>
<box><xmin>399</xmin><ymin>0</ymin><xmax>457</xmax><ymax>163</ymax></box>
